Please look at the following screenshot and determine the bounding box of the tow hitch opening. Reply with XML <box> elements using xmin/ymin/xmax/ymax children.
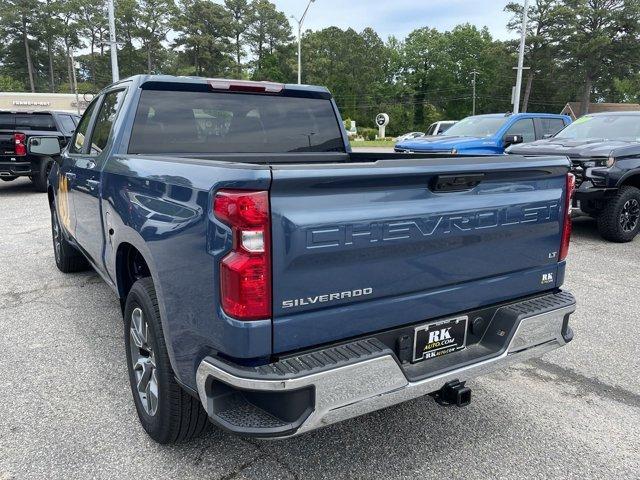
<box><xmin>432</xmin><ymin>380</ymin><xmax>472</xmax><ymax>407</ymax></box>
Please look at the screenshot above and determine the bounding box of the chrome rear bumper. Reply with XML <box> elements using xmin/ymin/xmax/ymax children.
<box><xmin>196</xmin><ymin>292</ymin><xmax>576</xmax><ymax>438</ymax></box>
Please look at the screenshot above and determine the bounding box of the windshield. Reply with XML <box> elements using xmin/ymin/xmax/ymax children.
<box><xmin>439</xmin><ymin>122</ymin><xmax>455</xmax><ymax>133</ymax></box>
<box><xmin>443</xmin><ymin>116</ymin><xmax>507</xmax><ymax>137</ymax></box>
<box><xmin>555</xmin><ymin>115</ymin><xmax>640</xmax><ymax>141</ymax></box>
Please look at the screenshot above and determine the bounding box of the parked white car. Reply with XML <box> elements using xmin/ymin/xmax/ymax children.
<box><xmin>394</xmin><ymin>131</ymin><xmax>425</xmax><ymax>142</ymax></box>
<box><xmin>426</xmin><ymin>120</ymin><xmax>457</xmax><ymax>136</ymax></box>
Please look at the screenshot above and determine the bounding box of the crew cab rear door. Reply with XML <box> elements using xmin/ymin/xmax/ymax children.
<box><xmin>269</xmin><ymin>156</ymin><xmax>570</xmax><ymax>353</ymax></box>
<box><xmin>68</xmin><ymin>88</ymin><xmax>127</xmax><ymax>264</ymax></box>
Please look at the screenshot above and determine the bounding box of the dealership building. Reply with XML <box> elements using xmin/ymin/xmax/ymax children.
<box><xmin>0</xmin><ymin>92</ymin><xmax>92</xmax><ymax>113</ymax></box>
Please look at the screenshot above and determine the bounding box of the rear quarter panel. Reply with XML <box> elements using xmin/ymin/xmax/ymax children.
<box><xmin>101</xmin><ymin>155</ymin><xmax>272</xmax><ymax>390</ymax></box>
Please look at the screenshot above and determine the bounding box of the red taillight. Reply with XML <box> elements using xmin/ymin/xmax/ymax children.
<box><xmin>14</xmin><ymin>133</ymin><xmax>26</xmax><ymax>156</ymax></box>
<box><xmin>559</xmin><ymin>173</ymin><xmax>575</xmax><ymax>261</ymax></box>
<box><xmin>214</xmin><ymin>190</ymin><xmax>271</xmax><ymax>320</ymax></box>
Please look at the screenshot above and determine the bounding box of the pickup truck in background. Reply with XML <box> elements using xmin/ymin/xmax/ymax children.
<box><xmin>395</xmin><ymin>113</ymin><xmax>571</xmax><ymax>155</ymax></box>
<box><xmin>507</xmin><ymin>112</ymin><xmax>640</xmax><ymax>242</ymax></box>
<box><xmin>42</xmin><ymin>75</ymin><xmax>577</xmax><ymax>443</ymax></box>
<box><xmin>0</xmin><ymin>110</ymin><xmax>79</xmax><ymax>191</ymax></box>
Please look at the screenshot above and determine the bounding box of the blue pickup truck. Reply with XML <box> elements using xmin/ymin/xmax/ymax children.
<box><xmin>40</xmin><ymin>75</ymin><xmax>576</xmax><ymax>442</ymax></box>
<box><xmin>395</xmin><ymin>113</ymin><xmax>572</xmax><ymax>155</ymax></box>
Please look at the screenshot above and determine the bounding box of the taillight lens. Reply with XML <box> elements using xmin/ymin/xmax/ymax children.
<box><xmin>559</xmin><ymin>173</ymin><xmax>575</xmax><ymax>261</ymax></box>
<box><xmin>214</xmin><ymin>190</ymin><xmax>271</xmax><ymax>320</ymax></box>
<box><xmin>14</xmin><ymin>133</ymin><xmax>26</xmax><ymax>156</ymax></box>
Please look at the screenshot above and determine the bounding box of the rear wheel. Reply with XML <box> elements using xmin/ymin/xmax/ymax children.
<box><xmin>597</xmin><ymin>186</ymin><xmax>640</xmax><ymax>242</ymax></box>
<box><xmin>0</xmin><ymin>176</ymin><xmax>16</xmax><ymax>182</ymax></box>
<box><xmin>32</xmin><ymin>157</ymin><xmax>53</xmax><ymax>192</ymax></box>
<box><xmin>124</xmin><ymin>277</ymin><xmax>210</xmax><ymax>444</ymax></box>
<box><xmin>50</xmin><ymin>203</ymin><xmax>89</xmax><ymax>273</ymax></box>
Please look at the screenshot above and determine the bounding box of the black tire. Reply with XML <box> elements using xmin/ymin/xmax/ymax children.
<box><xmin>32</xmin><ymin>157</ymin><xmax>53</xmax><ymax>192</ymax></box>
<box><xmin>597</xmin><ymin>186</ymin><xmax>640</xmax><ymax>242</ymax></box>
<box><xmin>50</xmin><ymin>204</ymin><xmax>90</xmax><ymax>273</ymax></box>
<box><xmin>0</xmin><ymin>176</ymin><xmax>16</xmax><ymax>182</ymax></box>
<box><xmin>124</xmin><ymin>277</ymin><xmax>210</xmax><ymax>444</ymax></box>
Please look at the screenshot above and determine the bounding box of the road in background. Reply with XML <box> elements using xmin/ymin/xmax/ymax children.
<box><xmin>1</xmin><ymin>177</ymin><xmax>638</xmax><ymax>480</ymax></box>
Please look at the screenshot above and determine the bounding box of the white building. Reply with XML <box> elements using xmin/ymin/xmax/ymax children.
<box><xmin>0</xmin><ymin>92</ymin><xmax>93</xmax><ymax>113</ymax></box>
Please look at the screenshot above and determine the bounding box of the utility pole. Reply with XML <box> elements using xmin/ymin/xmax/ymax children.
<box><xmin>471</xmin><ymin>70</ymin><xmax>480</xmax><ymax>115</ymax></box>
<box><xmin>291</xmin><ymin>0</ymin><xmax>316</xmax><ymax>85</ymax></box>
<box><xmin>513</xmin><ymin>0</ymin><xmax>529</xmax><ymax>114</ymax></box>
<box><xmin>107</xmin><ymin>0</ymin><xmax>120</xmax><ymax>82</ymax></box>
<box><xmin>69</xmin><ymin>49</ymin><xmax>80</xmax><ymax>115</ymax></box>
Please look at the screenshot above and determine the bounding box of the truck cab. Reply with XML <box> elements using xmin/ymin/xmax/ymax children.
<box><xmin>395</xmin><ymin>113</ymin><xmax>571</xmax><ymax>155</ymax></box>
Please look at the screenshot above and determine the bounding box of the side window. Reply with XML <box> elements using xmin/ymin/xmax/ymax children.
<box><xmin>70</xmin><ymin>100</ymin><xmax>99</xmax><ymax>154</ymax></box>
<box><xmin>539</xmin><ymin>118</ymin><xmax>566</xmax><ymax>138</ymax></box>
<box><xmin>505</xmin><ymin>118</ymin><xmax>535</xmax><ymax>143</ymax></box>
<box><xmin>57</xmin><ymin>115</ymin><xmax>76</xmax><ymax>135</ymax></box>
<box><xmin>88</xmin><ymin>89</ymin><xmax>127</xmax><ymax>156</ymax></box>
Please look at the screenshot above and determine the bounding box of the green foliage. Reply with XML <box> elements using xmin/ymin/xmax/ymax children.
<box><xmin>0</xmin><ymin>74</ymin><xmax>24</xmax><ymax>91</ymax></box>
<box><xmin>173</xmin><ymin>0</ymin><xmax>235</xmax><ymax>77</ymax></box>
<box><xmin>359</xmin><ymin>128</ymin><xmax>378</xmax><ymax>141</ymax></box>
<box><xmin>2</xmin><ymin>0</ymin><xmax>640</xmax><ymax>132</ymax></box>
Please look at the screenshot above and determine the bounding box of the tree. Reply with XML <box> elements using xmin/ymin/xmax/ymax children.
<box><xmin>225</xmin><ymin>0</ymin><xmax>252</xmax><ymax>77</ymax></box>
<box><xmin>401</xmin><ymin>27</ymin><xmax>451</xmax><ymax>127</ymax></box>
<box><xmin>115</xmin><ymin>0</ymin><xmax>147</xmax><ymax>78</ymax></box>
<box><xmin>0</xmin><ymin>74</ymin><xmax>24</xmax><ymax>91</ymax></box>
<box><xmin>246</xmin><ymin>0</ymin><xmax>292</xmax><ymax>77</ymax></box>
<box><xmin>137</xmin><ymin>0</ymin><xmax>176</xmax><ymax>74</ymax></box>
<box><xmin>552</xmin><ymin>0</ymin><xmax>640</xmax><ymax>114</ymax></box>
<box><xmin>38</xmin><ymin>0</ymin><xmax>66</xmax><ymax>91</ymax></box>
<box><xmin>302</xmin><ymin>27</ymin><xmax>392</xmax><ymax>130</ymax></box>
<box><xmin>506</xmin><ymin>0</ymin><xmax>560</xmax><ymax>112</ymax></box>
<box><xmin>0</xmin><ymin>0</ymin><xmax>40</xmax><ymax>92</ymax></box>
<box><xmin>173</xmin><ymin>0</ymin><xmax>234</xmax><ymax>76</ymax></box>
<box><xmin>78</xmin><ymin>1</ymin><xmax>108</xmax><ymax>84</ymax></box>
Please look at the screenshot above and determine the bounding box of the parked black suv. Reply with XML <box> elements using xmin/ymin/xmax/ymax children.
<box><xmin>0</xmin><ymin>110</ymin><xmax>79</xmax><ymax>191</ymax></box>
<box><xmin>507</xmin><ymin>111</ymin><xmax>640</xmax><ymax>242</ymax></box>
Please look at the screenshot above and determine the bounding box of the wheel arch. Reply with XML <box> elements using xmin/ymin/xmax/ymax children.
<box><xmin>618</xmin><ymin>172</ymin><xmax>640</xmax><ymax>189</ymax></box>
<box><xmin>47</xmin><ymin>185</ymin><xmax>55</xmax><ymax>208</ymax></box>
<box><xmin>115</xmin><ymin>242</ymin><xmax>152</xmax><ymax>304</ymax></box>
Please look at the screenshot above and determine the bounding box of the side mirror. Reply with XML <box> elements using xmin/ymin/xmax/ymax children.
<box><xmin>28</xmin><ymin>136</ymin><xmax>61</xmax><ymax>156</ymax></box>
<box><xmin>504</xmin><ymin>134</ymin><xmax>524</xmax><ymax>146</ymax></box>
<box><xmin>542</xmin><ymin>133</ymin><xmax>554</xmax><ymax>139</ymax></box>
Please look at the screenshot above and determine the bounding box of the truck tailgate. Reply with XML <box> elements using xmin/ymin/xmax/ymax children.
<box><xmin>0</xmin><ymin>132</ymin><xmax>14</xmax><ymax>156</ymax></box>
<box><xmin>270</xmin><ymin>155</ymin><xmax>570</xmax><ymax>353</ymax></box>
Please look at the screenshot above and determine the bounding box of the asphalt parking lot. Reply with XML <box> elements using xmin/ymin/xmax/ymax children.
<box><xmin>1</xmin><ymin>176</ymin><xmax>639</xmax><ymax>480</ymax></box>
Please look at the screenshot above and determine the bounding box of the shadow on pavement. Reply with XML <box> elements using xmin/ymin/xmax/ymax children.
<box><xmin>0</xmin><ymin>177</ymin><xmax>43</xmax><ymax>197</ymax></box>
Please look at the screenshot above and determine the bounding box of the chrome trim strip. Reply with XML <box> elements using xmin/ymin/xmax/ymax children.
<box><xmin>196</xmin><ymin>304</ymin><xmax>575</xmax><ymax>437</ymax></box>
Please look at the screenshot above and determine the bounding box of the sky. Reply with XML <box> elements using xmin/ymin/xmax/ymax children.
<box><xmin>271</xmin><ymin>0</ymin><xmax>518</xmax><ymax>41</ymax></box>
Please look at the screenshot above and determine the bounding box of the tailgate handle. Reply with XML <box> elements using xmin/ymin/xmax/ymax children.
<box><xmin>431</xmin><ymin>174</ymin><xmax>484</xmax><ymax>192</ymax></box>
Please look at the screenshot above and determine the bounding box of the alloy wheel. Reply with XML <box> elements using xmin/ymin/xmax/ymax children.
<box><xmin>620</xmin><ymin>198</ymin><xmax>640</xmax><ymax>233</ymax></box>
<box><xmin>52</xmin><ymin>210</ymin><xmax>62</xmax><ymax>262</ymax></box>
<box><xmin>129</xmin><ymin>307</ymin><xmax>159</xmax><ymax>416</ymax></box>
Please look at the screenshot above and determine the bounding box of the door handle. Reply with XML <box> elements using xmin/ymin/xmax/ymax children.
<box><xmin>86</xmin><ymin>179</ymin><xmax>100</xmax><ymax>189</ymax></box>
<box><xmin>65</xmin><ymin>172</ymin><xmax>76</xmax><ymax>181</ymax></box>
<box><xmin>431</xmin><ymin>174</ymin><xmax>485</xmax><ymax>193</ymax></box>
